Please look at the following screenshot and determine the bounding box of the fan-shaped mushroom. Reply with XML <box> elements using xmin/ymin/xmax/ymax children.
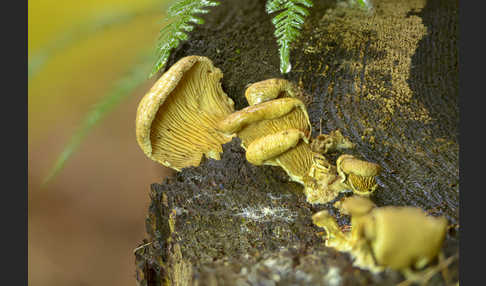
<box><xmin>313</xmin><ymin>196</ymin><xmax>448</xmax><ymax>274</ymax></box>
<box><xmin>135</xmin><ymin>55</ymin><xmax>235</xmax><ymax>171</ymax></box>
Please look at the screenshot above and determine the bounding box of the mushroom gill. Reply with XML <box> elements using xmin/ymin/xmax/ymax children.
<box><xmin>135</xmin><ymin>56</ymin><xmax>235</xmax><ymax>171</ymax></box>
<box><xmin>337</xmin><ymin>154</ymin><xmax>381</xmax><ymax>195</ymax></box>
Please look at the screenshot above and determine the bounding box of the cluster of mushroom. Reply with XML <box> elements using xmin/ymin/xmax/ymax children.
<box><xmin>313</xmin><ymin>196</ymin><xmax>449</xmax><ymax>279</ymax></box>
<box><xmin>136</xmin><ymin>55</ymin><xmax>381</xmax><ymax>205</ymax></box>
<box><xmin>134</xmin><ymin>56</ymin><xmax>449</xmax><ymax>277</ymax></box>
<box><xmin>216</xmin><ymin>78</ymin><xmax>382</xmax><ymax>204</ymax></box>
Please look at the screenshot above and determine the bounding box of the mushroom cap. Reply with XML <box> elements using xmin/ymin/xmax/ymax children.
<box><xmin>336</xmin><ymin>154</ymin><xmax>381</xmax><ymax>195</ymax></box>
<box><xmin>337</xmin><ymin>154</ymin><xmax>381</xmax><ymax>177</ymax></box>
<box><xmin>245</xmin><ymin>128</ymin><xmax>307</xmax><ymax>165</ymax></box>
<box><xmin>217</xmin><ymin>97</ymin><xmax>310</xmax><ymax>137</ymax></box>
<box><xmin>135</xmin><ymin>55</ymin><xmax>235</xmax><ymax>171</ymax></box>
<box><xmin>341</xmin><ymin>196</ymin><xmax>376</xmax><ymax>216</ymax></box>
<box><xmin>244</xmin><ymin>78</ymin><xmax>302</xmax><ymax>106</ymax></box>
<box><xmin>312</xmin><ymin>210</ymin><xmax>332</xmax><ymax>228</ymax></box>
<box><xmin>367</xmin><ymin>207</ymin><xmax>448</xmax><ymax>270</ymax></box>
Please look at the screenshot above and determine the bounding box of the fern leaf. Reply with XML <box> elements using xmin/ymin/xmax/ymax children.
<box><xmin>150</xmin><ymin>0</ymin><xmax>220</xmax><ymax>77</ymax></box>
<box><xmin>43</xmin><ymin>50</ymin><xmax>154</xmax><ymax>185</ymax></box>
<box><xmin>266</xmin><ymin>0</ymin><xmax>313</xmax><ymax>74</ymax></box>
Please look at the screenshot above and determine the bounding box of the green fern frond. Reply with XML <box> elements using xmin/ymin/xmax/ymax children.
<box><xmin>150</xmin><ymin>0</ymin><xmax>220</xmax><ymax>77</ymax></box>
<box><xmin>266</xmin><ymin>0</ymin><xmax>313</xmax><ymax>73</ymax></box>
<box><xmin>43</xmin><ymin>50</ymin><xmax>154</xmax><ymax>185</ymax></box>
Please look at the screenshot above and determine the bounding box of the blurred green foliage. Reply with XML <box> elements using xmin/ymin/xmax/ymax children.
<box><xmin>29</xmin><ymin>5</ymin><xmax>166</xmax><ymax>80</ymax></box>
<box><xmin>42</xmin><ymin>50</ymin><xmax>156</xmax><ymax>185</ymax></box>
<box><xmin>30</xmin><ymin>1</ymin><xmax>168</xmax><ymax>184</ymax></box>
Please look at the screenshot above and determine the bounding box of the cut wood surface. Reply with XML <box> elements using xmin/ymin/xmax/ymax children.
<box><xmin>135</xmin><ymin>0</ymin><xmax>459</xmax><ymax>285</ymax></box>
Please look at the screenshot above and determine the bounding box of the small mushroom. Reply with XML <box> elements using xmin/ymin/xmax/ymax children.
<box><xmin>217</xmin><ymin>97</ymin><xmax>311</xmax><ymax>137</ymax></box>
<box><xmin>135</xmin><ymin>55</ymin><xmax>235</xmax><ymax>171</ymax></box>
<box><xmin>313</xmin><ymin>196</ymin><xmax>449</xmax><ymax>274</ymax></box>
<box><xmin>312</xmin><ymin>210</ymin><xmax>351</xmax><ymax>251</ymax></box>
<box><xmin>336</xmin><ymin>154</ymin><xmax>381</xmax><ymax>195</ymax></box>
<box><xmin>340</xmin><ymin>195</ymin><xmax>376</xmax><ymax>216</ymax></box>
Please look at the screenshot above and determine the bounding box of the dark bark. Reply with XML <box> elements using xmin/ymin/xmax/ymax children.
<box><xmin>135</xmin><ymin>0</ymin><xmax>459</xmax><ymax>285</ymax></box>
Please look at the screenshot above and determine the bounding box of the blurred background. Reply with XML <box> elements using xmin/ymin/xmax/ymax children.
<box><xmin>28</xmin><ymin>0</ymin><xmax>174</xmax><ymax>285</ymax></box>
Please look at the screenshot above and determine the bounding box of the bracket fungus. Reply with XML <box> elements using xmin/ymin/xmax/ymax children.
<box><xmin>312</xmin><ymin>196</ymin><xmax>448</xmax><ymax>274</ymax></box>
<box><xmin>135</xmin><ymin>55</ymin><xmax>235</xmax><ymax>171</ymax></box>
<box><xmin>217</xmin><ymin>78</ymin><xmax>381</xmax><ymax>204</ymax></box>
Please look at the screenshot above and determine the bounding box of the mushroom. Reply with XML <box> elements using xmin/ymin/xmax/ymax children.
<box><xmin>312</xmin><ymin>210</ymin><xmax>351</xmax><ymax>251</ymax></box>
<box><xmin>244</xmin><ymin>78</ymin><xmax>304</xmax><ymax>106</ymax></box>
<box><xmin>245</xmin><ymin>128</ymin><xmax>308</xmax><ymax>165</ymax></box>
<box><xmin>336</xmin><ymin>154</ymin><xmax>381</xmax><ymax>195</ymax></box>
<box><xmin>217</xmin><ymin>96</ymin><xmax>318</xmax><ymax>184</ymax></box>
<box><xmin>217</xmin><ymin>97</ymin><xmax>311</xmax><ymax>138</ymax></box>
<box><xmin>135</xmin><ymin>55</ymin><xmax>235</xmax><ymax>171</ymax></box>
<box><xmin>340</xmin><ymin>195</ymin><xmax>376</xmax><ymax>216</ymax></box>
<box><xmin>313</xmin><ymin>196</ymin><xmax>449</xmax><ymax>274</ymax></box>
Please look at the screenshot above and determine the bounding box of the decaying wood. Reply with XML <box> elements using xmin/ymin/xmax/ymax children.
<box><xmin>135</xmin><ymin>0</ymin><xmax>459</xmax><ymax>285</ymax></box>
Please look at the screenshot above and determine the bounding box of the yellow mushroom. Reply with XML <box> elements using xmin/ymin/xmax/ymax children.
<box><xmin>135</xmin><ymin>55</ymin><xmax>235</xmax><ymax>171</ymax></box>
<box><xmin>217</xmin><ymin>97</ymin><xmax>314</xmax><ymax>182</ymax></box>
<box><xmin>336</xmin><ymin>154</ymin><xmax>381</xmax><ymax>196</ymax></box>
<box><xmin>369</xmin><ymin>207</ymin><xmax>447</xmax><ymax>270</ymax></box>
<box><xmin>245</xmin><ymin>129</ymin><xmax>308</xmax><ymax>165</ymax></box>
<box><xmin>314</xmin><ymin>196</ymin><xmax>449</xmax><ymax>274</ymax></box>
<box><xmin>217</xmin><ymin>97</ymin><xmax>311</xmax><ymax>137</ymax></box>
<box><xmin>312</xmin><ymin>210</ymin><xmax>351</xmax><ymax>251</ymax></box>
<box><xmin>244</xmin><ymin>78</ymin><xmax>303</xmax><ymax>106</ymax></box>
<box><xmin>340</xmin><ymin>195</ymin><xmax>376</xmax><ymax>216</ymax></box>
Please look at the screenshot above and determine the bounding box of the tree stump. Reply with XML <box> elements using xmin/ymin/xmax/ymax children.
<box><xmin>135</xmin><ymin>0</ymin><xmax>459</xmax><ymax>285</ymax></box>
